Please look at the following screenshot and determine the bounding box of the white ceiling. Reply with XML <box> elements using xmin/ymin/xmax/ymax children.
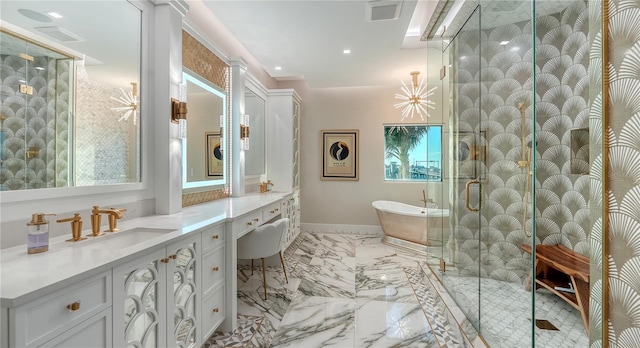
<box><xmin>199</xmin><ymin>0</ymin><xmax>433</xmax><ymax>89</ymax></box>
<box><xmin>197</xmin><ymin>0</ymin><xmax>579</xmax><ymax>89</ymax></box>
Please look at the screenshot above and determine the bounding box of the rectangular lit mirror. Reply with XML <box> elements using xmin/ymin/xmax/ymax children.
<box><xmin>182</xmin><ymin>68</ymin><xmax>226</xmax><ymax>189</ymax></box>
<box><xmin>0</xmin><ymin>0</ymin><xmax>142</xmax><ymax>191</ymax></box>
<box><xmin>244</xmin><ymin>87</ymin><xmax>266</xmax><ymax>176</ymax></box>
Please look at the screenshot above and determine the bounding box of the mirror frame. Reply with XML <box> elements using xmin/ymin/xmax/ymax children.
<box><xmin>181</xmin><ymin>68</ymin><xmax>227</xmax><ymax>190</ymax></box>
<box><xmin>0</xmin><ymin>0</ymin><xmax>150</xmax><ymax>204</ymax></box>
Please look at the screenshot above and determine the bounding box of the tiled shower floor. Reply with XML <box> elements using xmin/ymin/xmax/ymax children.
<box><xmin>203</xmin><ymin>232</ymin><xmax>588</xmax><ymax>347</ymax></box>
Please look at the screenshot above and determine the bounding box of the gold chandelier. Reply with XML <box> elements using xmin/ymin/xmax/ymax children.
<box><xmin>394</xmin><ymin>71</ymin><xmax>436</xmax><ymax>121</ymax></box>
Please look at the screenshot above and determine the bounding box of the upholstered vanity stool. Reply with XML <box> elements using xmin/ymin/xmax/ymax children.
<box><xmin>237</xmin><ymin>217</ymin><xmax>290</xmax><ymax>300</ymax></box>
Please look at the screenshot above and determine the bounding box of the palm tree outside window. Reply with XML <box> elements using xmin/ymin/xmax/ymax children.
<box><xmin>384</xmin><ymin>125</ymin><xmax>442</xmax><ymax>181</ymax></box>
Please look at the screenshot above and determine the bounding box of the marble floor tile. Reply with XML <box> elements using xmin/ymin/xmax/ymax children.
<box><xmin>296</xmin><ymin>262</ymin><xmax>356</xmax><ymax>299</ymax></box>
<box><xmin>271</xmin><ymin>295</ymin><xmax>356</xmax><ymax>348</ymax></box>
<box><xmin>239</xmin><ymin>267</ymin><xmax>301</xmax><ymax>295</ymax></box>
<box><xmin>216</xmin><ymin>231</ymin><xmax>593</xmax><ymax>348</ymax></box>
<box><xmin>355</xmin><ymin>299</ymin><xmax>438</xmax><ymax>348</ymax></box>
<box><xmin>356</xmin><ymin>264</ymin><xmax>417</xmax><ymax>303</ymax></box>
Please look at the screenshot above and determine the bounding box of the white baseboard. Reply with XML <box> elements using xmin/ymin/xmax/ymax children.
<box><xmin>301</xmin><ymin>223</ymin><xmax>383</xmax><ymax>236</ymax></box>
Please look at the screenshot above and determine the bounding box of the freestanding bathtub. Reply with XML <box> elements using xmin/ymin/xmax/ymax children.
<box><xmin>372</xmin><ymin>200</ymin><xmax>449</xmax><ymax>254</ymax></box>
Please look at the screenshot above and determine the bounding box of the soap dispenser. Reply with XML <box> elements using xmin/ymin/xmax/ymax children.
<box><xmin>27</xmin><ymin>213</ymin><xmax>56</xmax><ymax>254</ymax></box>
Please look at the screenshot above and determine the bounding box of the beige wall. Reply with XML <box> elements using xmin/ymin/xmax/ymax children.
<box><xmin>300</xmin><ymin>75</ymin><xmax>448</xmax><ymax>226</ymax></box>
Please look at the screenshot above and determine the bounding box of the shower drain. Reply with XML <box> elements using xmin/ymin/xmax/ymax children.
<box><xmin>534</xmin><ymin>319</ymin><xmax>559</xmax><ymax>331</ymax></box>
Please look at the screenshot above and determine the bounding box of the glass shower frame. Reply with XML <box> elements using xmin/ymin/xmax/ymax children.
<box><xmin>425</xmin><ymin>0</ymin><xmax>603</xmax><ymax>346</ymax></box>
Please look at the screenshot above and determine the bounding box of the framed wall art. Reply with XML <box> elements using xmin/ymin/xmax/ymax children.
<box><xmin>206</xmin><ymin>132</ymin><xmax>223</xmax><ymax>177</ymax></box>
<box><xmin>321</xmin><ymin>129</ymin><xmax>359</xmax><ymax>181</ymax></box>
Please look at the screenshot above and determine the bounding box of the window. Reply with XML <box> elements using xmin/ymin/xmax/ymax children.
<box><xmin>384</xmin><ymin>125</ymin><xmax>442</xmax><ymax>182</ymax></box>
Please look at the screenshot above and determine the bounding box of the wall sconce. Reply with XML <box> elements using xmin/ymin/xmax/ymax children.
<box><xmin>171</xmin><ymin>98</ymin><xmax>188</xmax><ymax>139</ymax></box>
<box><xmin>240</xmin><ymin>114</ymin><xmax>250</xmax><ymax>150</ymax></box>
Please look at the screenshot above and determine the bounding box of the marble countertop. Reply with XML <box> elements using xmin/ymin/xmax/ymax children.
<box><xmin>0</xmin><ymin>191</ymin><xmax>292</xmax><ymax>307</ymax></box>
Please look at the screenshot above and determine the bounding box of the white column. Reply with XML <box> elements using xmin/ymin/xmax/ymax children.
<box><xmin>151</xmin><ymin>0</ymin><xmax>188</xmax><ymax>214</ymax></box>
<box><xmin>229</xmin><ymin>58</ymin><xmax>249</xmax><ymax>197</ymax></box>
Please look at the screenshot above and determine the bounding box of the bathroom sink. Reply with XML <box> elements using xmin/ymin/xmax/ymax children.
<box><xmin>86</xmin><ymin>227</ymin><xmax>178</xmax><ymax>249</ymax></box>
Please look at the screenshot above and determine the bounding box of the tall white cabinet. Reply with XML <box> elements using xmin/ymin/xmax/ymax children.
<box><xmin>267</xmin><ymin>89</ymin><xmax>302</xmax><ymax>250</ymax></box>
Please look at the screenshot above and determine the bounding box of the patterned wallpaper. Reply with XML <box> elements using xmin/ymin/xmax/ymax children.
<box><xmin>452</xmin><ymin>1</ymin><xmax>591</xmax><ymax>285</ymax></box>
<box><xmin>0</xmin><ymin>54</ymin><xmax>71</xmax><ymax>190</ymax></box>
<box><xmin>605</xmin><ymin>0</ymin><xmax>640</xmax><ymax>346</ymax></box>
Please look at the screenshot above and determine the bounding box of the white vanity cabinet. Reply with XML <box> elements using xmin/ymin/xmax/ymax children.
<box><xmin>267</xmin><ymin>89</ymin><xmax>302</xmax><ymax>252</ymax></box>
<box><xmin>281</xmin><ymin>192</ymin><xmax>300</xmax><ymax>251</ymax></box>
<box><xmin>5</xmin><ymin>272</ymin><xmax>112</xmax><ymax>348</ymax></box>
<box><xmin>112</xmin><ymin>233</ymin><xmax>202</xmax><ymax>348</ymax></box>
<box><xmin>200</xmin><ymin>223</ymin><xmax>226</xmax><ymax>343</ymax></box>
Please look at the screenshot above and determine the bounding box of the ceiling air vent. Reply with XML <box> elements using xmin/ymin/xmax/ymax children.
<box><xmin>366</xmin><ymin>1</ymin><xmax>403</xmax><ymax>21</ymax></box>
<box><xmin>35</xmin><ymin>26</ymin><xmax>84</xmax><ymax>43</ymax></box>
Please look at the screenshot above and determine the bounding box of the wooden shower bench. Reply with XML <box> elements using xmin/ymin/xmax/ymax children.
<box><xmin>521</xmin><ymin>244</ymin><xmax>590</xmax><ymax>333</ymax></box>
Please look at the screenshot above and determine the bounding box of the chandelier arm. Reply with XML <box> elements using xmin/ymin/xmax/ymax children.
<box><xmin>111</xmin><ymin>106</ymin><xmax>134</xmax><ymax>111</ymax></box>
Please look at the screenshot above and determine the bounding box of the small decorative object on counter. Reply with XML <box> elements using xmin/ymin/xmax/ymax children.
<box><xmin>26</xmin><ymin>213</ymin><xmax>56</xmax><ymax>254</ymax></box>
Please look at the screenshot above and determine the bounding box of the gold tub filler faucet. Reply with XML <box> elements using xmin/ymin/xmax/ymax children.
<box><xmin>91</xmin><ymin>206</ymin><xmax>127</xmax><ymax>235</ymax></box>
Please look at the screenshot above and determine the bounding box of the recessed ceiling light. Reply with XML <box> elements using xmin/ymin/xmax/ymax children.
<box><xmin>275</xmin><ymin>66</ymin><xmax>282</xmax><ymax>71</ymax></box>
<box><xmin>343</xmin><ymin>49</ymin><xmax>351</xmax><ymax>54</ymax></box>
<box><xmin>18</xmin><ymin>9</ymin><xmax>52</xmax><ymax>22</ymax></box>
<box><xmin>47</xmin><ymin>12</ymin><xmax>63</xmax><ymax>19</ymax></box>
<box><xmin>499</xmin><ymin>40</ymin><xmax>510</xmax><ymax>45</ymax></box>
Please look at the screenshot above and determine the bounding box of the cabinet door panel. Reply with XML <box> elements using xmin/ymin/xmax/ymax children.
<box><xmin>38</xmin><ymin>309</ymin><xmax>111</xmax><ymax>348</ymax></box>
<box><xmin>168</xmin><ymin>235</ymin><xmax>200</xmax><ymax>348</ymax></box>
<box><xmin>113</xmin><ymin>248</ymin><xmax>167</xmax><ymax>348</ymax></box>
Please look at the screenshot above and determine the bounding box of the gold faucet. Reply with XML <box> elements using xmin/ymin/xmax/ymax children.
<box><xmin>259</xmin><ymin>180</ymin><xmax>274</xmax><ymax>193</ymax></box>
<box><xmin>91</xmin><ymin>206</ymin><xmax>127</xmax><ymax>235</ymax></box>
<box><xmin>57</xmin><ymin>213</ymin><xmax>87</xmax><ymax>242</ymax></box>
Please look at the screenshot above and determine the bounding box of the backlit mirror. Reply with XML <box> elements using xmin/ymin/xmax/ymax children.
<box><xmin>0</xmin><ymin>0</ymin><xmax>142</xmax><ymax>191</ymax></box>
<box><xmin>182</xmin><ymin>69</ymin><xmax>226</xmax><ymax>189</ymax></box>
<box><xmin>245</xmin><ymin>87</ymin><xmax>265</xmax><ymax>176</ymax></box>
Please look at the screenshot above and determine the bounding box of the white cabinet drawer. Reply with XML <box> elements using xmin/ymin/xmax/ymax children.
<box><xmin>201</xmin><ymin>223</ymin><xmax>225</xmax><ymax>252</ymax></box>
<box><xmin>234</xmin><ymin>211</ymin><xmax>262</xmax><ymax>238</ymax></box>
<box><xmin>202</xmin><ymin>246</ymin><xmax>225</xmax><ymax>295</ymax></box>
<box><xmin>202</xmin><ymin>285</ymin><xmax>225</xmax><ymax>339</ymax></box>
<box><xmin>262</xmin><ymin>203</ymin><xmax>282</xmax><ymax>222</ymax></box>
<box><xmin>14</xmin><ymin>272</ymin><xmax>111</xmax><ymax>347</ymax></box>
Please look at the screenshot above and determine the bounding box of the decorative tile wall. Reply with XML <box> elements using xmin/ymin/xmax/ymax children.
<box><xmin>605</xmin><ymin>0</ymin><xmax>640</xmax><ymax>345</ymax></box>
<box><xmin>1</xmin><ymin>42</ymin><xmax>138</xmax><ymax>190</ymax></box>
<box><xmin>74</xmin><ymin>65</ymin><xmax>140</xmax><ymax>186</ymax></box>
<box><xmin>452</xmin><ymin>1</ymin><xmax>591</xmax><ymax>285</ymax></box>
<box><xmin>0</xmin><ymin>53</ymin><xmax>71</xmax><ymax>190</ymax></box>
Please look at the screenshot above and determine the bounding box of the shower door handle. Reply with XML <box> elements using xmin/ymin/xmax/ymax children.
<box><xmin>465</xmin><ymin>180</ymin><xmax>480</xmax><ymax>212</ymax></box>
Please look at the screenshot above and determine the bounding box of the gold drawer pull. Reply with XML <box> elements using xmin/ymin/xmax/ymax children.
<box><xmin>212</xmin><ymin>234</ymin><xmax>220</xmax><ymax>239</ymax></box>
<box><xmin>169</xmin><ymin>254</ymin><xmax>177</xmax><ymax>259</ymax></box>
<box><xmin>67</xmin><ymin>301</ymin><xmax>81</xmax><ymax>312</ymax></box>
<box><xmin>212</xmin><ymin>308</ymin><xmax>219</xmax><ymax>313</ymax></box>
<box><xmin>247</xmin><ymin>221</ymin><xmax>253</xmax><ymax>226</ymax></box>
<box><xmin>212</xmin><ymin>266</ymin><xmax>219</xmax><ymax>272</ymax></box>
<box><xmin>253</xmin><ymin>218</ymin><xmax>259</xmax><ymax>222</ymax></box>
<box><xmin>160</xmin><ymin>258</ymin><xmax>170</xmax><ymax>263</ymax></box>
<box><xmin>270</xmin><ymin>210</ymin><xmax>275</xmax><ymax>214</ymax></box>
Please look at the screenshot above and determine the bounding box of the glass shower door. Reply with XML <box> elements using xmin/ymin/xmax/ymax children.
<box><xmin>441</xmin><ymin>4</ymin><xmax>484</xmax><ymax>333</ymax></box>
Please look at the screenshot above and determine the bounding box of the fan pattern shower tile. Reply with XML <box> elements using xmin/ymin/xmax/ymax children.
<box><xmin>0</xmin><ymin>55</ymin><xmax>70</xmax><ymax>189</ymax></box>
<box><xmin>453</xmin><ymin>1</ymin><xmax>592</xmax><ymax>286</ymax></box>
<box><xmin>604</xmin><ymin>0</ymin><xmax>640</xmax><ymax>346</ymax></box>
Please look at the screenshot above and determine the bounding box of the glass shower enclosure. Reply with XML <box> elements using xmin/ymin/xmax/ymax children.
<box><xmin>425</xmin><ymin>0</ymin><xmax>603</xmax><ymax>346</ymax></box>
